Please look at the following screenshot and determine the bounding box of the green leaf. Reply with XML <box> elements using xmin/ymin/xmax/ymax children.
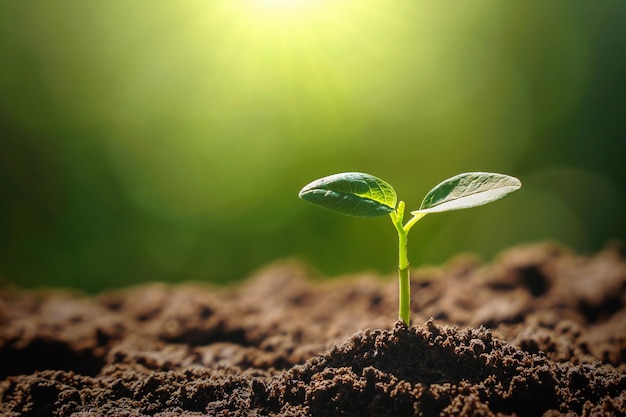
<box><xmin>299</xmin><ymin>172</ymin><xmax>397</xmax><ymax>217</ymax></box>
<box><xmin>414</xmin><ymin>172</ymin><xmax>521</xmax><ymax>214</ymax></box>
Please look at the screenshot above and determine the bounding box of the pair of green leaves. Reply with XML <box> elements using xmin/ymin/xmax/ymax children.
<box><xmin>298</xmin><ymin>172</ymin><xmax>521</xmax><ymax>217</ymax></box>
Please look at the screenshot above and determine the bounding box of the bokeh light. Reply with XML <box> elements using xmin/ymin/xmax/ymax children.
<box><xmin>1</xmin><ymin>1</ymin><xmax>624</xmax><ymax>291</ymax></box>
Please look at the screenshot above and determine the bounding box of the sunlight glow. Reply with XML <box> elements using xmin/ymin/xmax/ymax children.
<box><xmin>249</xmin><ymin>0</ymin><xmax>324</xmax><ymax>17</ymax></box>
<box><xmin>256</xmin><ymin>0</ymin><xmax>306</xmax><ymax>6</ymax></box>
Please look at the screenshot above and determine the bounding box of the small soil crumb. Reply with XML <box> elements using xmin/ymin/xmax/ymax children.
<box><xmin>1</xmin><ymin>242</ymin><xmax>625</xmax><ymax>416</ymax></box>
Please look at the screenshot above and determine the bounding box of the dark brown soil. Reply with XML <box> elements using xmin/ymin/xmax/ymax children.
<box><xmin>1</xmin><ymin>242</ymin><xmax>625</xmax><ymax>416</ymax></box>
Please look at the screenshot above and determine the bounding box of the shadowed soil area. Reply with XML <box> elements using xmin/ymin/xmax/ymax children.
<box><xmin>1</xmin><ymin>242</ymin><xmax>625</xmax><ymax>416</ymax></box>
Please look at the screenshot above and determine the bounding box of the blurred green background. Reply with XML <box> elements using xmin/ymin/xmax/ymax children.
<box><xmin>1</xmin><ymin>1</ymin><xmax>625</xmax><ymax>292</ymax></box>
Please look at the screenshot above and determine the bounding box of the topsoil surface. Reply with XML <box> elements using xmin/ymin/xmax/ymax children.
<box><xmin>1</xmin><ymin>242</ymin><xmax>625</xmax><ymax>416</ymax></box>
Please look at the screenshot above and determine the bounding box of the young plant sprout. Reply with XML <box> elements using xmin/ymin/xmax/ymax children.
<box><xmin>298</xmin><ymin>172</ymin><xmax>521</xmax><ymax>325</ymax></box>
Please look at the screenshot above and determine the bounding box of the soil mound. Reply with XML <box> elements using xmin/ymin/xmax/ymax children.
<box><xmin>1</xmin><ymin>242</ymin><xmax>625</xmax><ymax>416</ymax></box>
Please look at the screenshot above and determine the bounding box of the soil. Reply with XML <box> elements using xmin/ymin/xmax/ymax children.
<box><xmin>1</xmin><ymin>242</ymin><xmax>625</xmax><ymax>416</ymax></box>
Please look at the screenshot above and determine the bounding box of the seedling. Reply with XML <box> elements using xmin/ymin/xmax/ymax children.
<box><xmin>299</xmin><ymin>172</ymin><xmax>521</xmax><ymax>325</ymax></box>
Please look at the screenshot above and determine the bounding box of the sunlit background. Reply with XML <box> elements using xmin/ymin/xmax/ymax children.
<box><xmin>1</xmin><ymin>1</ymin><xmax>625</xmax><ymax>291</ymax></box>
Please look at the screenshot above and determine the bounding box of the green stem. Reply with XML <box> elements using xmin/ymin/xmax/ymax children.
<box><xmin>390</xmin><ymin>202</ymin><xmax>427</xmax><ymax>326</ymax></box>
<box><xmin>391</xmin><ymin>202</ymin><xmax>410</xmax><ymax>325</ymax></box>
<box><xmin>404</xmin><ymin>211</ymin><xmax>427</xmax><ymax>233</ymax></box>
<box><xmin>398</xmin><ymin>228</ymin><xmax>410</xmax><ymax>325</ymax></box>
